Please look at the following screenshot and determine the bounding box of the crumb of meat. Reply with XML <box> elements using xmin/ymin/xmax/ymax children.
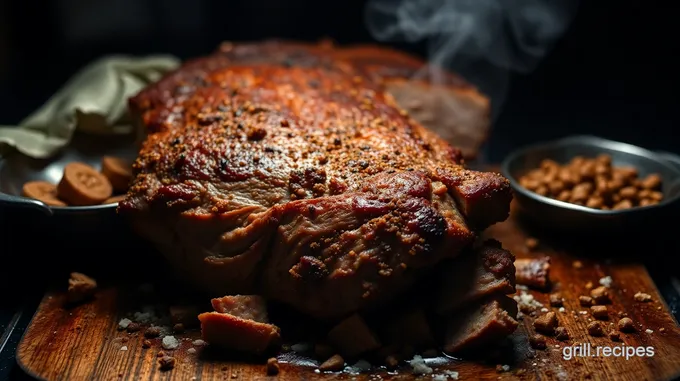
<box><xmin>534</xmin><ymin>312</ymin><xmax>558</xmax><ymax>335</ymax></box>
<box><xmin>67</xmin><ymin>272</ymin><xmax>97</xmax><ymax>303</ymax></box>
<box><xmin>634</xmin><ymin>292</ymin><xmax>652</xmax><ymax>302</ymax></box>
<box><xmin>599</xmin><ymin>276</ymin><xmax>612</xmax><ymax>288</ymax></box>
<box><xmin>609</xmin><ymin>331</ymin><xmax>621</xmax><ymax>341</ymax></box>
<box><xmin>118</xmin><ymin>318</ymin><xmax>132</xmax><ymax>330</ymax></box>
<box><xmin>585</xmin><ymin>281</ymin><xmax>593</xmax><ymax>289</ymax></box>
<box><xmin>173</xmin><ymin>323</ymin><xmax>185</xmax><ymax>333</ymax></box>
<box><xmin>384</xmin><ymin>355</ymin><xmax>399</xmax><ymax>369</ymax></box>
<box><xmin>319</xmin><ymin>354</ymin><xmax>345</xmax><ymax>372</ymax></box>
<box><xmin>618</xmin><ymin>318</ymin><xmax>635</xmax><ymax>332</ymax></box>
<box><xmin>266</xmin><ymin>357</ymin><xmax>280</xmax><ymax>375</ymax></box>
<box><xmin>408</xmin><ymin>355</ymin><xmax>433</xmax><ymax>374</ymax></box>
<box><xmin>555</xmin><ymin>327</ymin><xmax>569</xmax><ymax>341</ymax></box>
<box><xmin>162</xmin><ymin>336</ymin><xmax>180</xmax><ymax>350</ymax></box>
<box><xmin>120</xmin><ymin>346</ymin><xmax>128</xmax><ymax>351</ymax></box>
<box><xmin>145</xmin><ymin>326</ymin><xmax>162</xmax><ymax>338</ymax></box>
<box><xmin>549</xmin><ymin>293</ymin><xmax>564</xmax><ymax>307</ymax></box>
<box><xmin>529</xmin><ymin>334</ymin><xmax>547</xmax><ymax>349</ymax></box>
<box><xmin>572</xmin><ymin>261</ymin><xmax>583</xmax><ymax>269</ymax></box>
<box><xmin>187</xmin><ymin>348</ymin><xmax>197</xmax><ymax>354</ymax></box>
<box><xmin>660</xmin><ymin>328</ymin><xmax>666</xmax><ymax>332</ymax></box>
<box><xmin>645</xmin><ymin>329</ymin><xmax>653</xmax><ymax>334</ymax></box>
<box><xmin>525</xmin><ymin>238</ymin><xmax>539</xmax><ymax>250</ymax></box>
<box><xmin>157</xmin><ymin>351</ymin><xmax>165</xmax><ymax>357</ymax></box>
<box><xmin>142</xmin><ymin>340</ymin><xmax>152</xmax><ymax>348</ymax></box>
<box><xmin>591</xmin><ymin>305</ymin><xmax>608</xmax><ymax>320</ymax></box>
<box><xmin>126</xmin><ymin>322</ymin><xmax>141</xmax><ymax>332</ymax></box>
<box><xmin>587</xmin><ymin>321</ymin><xmax>604</xmax><ymax>336</ymax></box>
<box><xmin>159</xmin><ymin>355</ymin><xmax>176</xmax><ymax>371</ymax></box>
<box><xmin>192</xmin><ymin>339</ymin><xmax>206</xmax><ymax>346</ymax></box>
<box><xmin>579</xmin><ymin>296</ymin><xmax>593</xmax><ymax>306</ymax></box>
<box><xmin>590</xmin><ymin>287</ymin><xmax>611</xmax><ymax>304</ymax></box>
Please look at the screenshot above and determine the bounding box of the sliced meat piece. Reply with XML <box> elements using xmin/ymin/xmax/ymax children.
<box><xmin>211</xmin><ymin>295</ymin><xmax>269</xmax><ymax>323</ymax></box>
<box><xmin>515</xmin><ymin>257</ymin><xmax>551</xmax><ymax>289</ymax></box>
<box><xmin>381</xmin><ymin>309</ymin><xmax>435</xmax><ymax>349</ymax></box>
<box><xmin>198</xmin><ymin>312</ymin><xmax>281</xmax><ymax>354</ymax></box>
<box><xmin>443</xmin><ymin>295</ymin><xmax>519</xmax><ymax>355</ymax></box>
<box><xmin>327</xmin><ymin>314</ymin><xmax>381</xmax><ymax>358</ymax></box>
<box><xmin>436</xmin><ymin>240</ymin><xmax>516</xmax><ymax>315</ymax></box>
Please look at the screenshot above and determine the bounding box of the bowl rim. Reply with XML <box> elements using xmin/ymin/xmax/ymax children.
<box><xmin>500</xmin><ymin>135</ymin><xmax>680</xmax><ymax>216</ymax></box>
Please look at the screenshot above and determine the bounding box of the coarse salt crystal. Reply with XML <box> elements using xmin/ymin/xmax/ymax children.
<box><xmin>192</xmin><ymin>339</ymin><xmax>206</xmax><ymax>346</ymax></box>
<box><xmin>646</xmin><ymin>329</ymin><xmax>654</xmax><ymax>334</ymax></box>
<box><xmin>162</xmin><ymin>335</ymin><xmax>180</xmax><ymax>350</ymax></box>
<box><xmin>118</xmin><ymin>318</ymin><xmax>132</xmax><ymax>329</ymax></box>
<box><xmin>408</xmin><ymin>355</ymin><xmax>433</xmax><ymax>375</ymax></box>
<box><xmin>187</xmin><ymin>348</ymin><xmax>197</xmax><ymax>354</ymax></box>
<box><xmin>599</xmin><ymin>276</ymin><xmax>613</xmax><ymax>288</ymax></box>
<box><xmin>120</xmin><ymin>346</ymin><xmax>128</xmax><ymax>351</ymax></box>
<box><xmin>559</xmin><ymin>307</ymin><xmax>566</xmax><ymax>312</ymax></box>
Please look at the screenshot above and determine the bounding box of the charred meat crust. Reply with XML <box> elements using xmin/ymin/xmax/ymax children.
<box><xmin>120</xmin><ymin>41</ymin><xmax>512</xmax><ymax>319</ymax></box>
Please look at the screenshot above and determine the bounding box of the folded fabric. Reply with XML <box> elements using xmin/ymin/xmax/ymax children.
<box><xmin>0</xmin><ymin>55</ymin><xmax>180</xmax><ymax>159</ymax></box>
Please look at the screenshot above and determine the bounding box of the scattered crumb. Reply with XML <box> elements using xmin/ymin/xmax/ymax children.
<box><xmin>559</xmin><ymin>307</ymin><xmax>566</xmax><ymax>313</ymax></box>
<box><xmin>549</xmin><ymin>293</ymin><xmax>564</xmax><ymax>307</ymax></box>
<box><xmin>161</xmin><ymin>336</ymin><xmax>180</xmax><ymax>350</ymax></box>
<box><xmin>529</xmin><ymin>334</ymin><xmax>547</xmax><ymax>350</ymax></box>
<box><xmin>67</xmin><ymin>272</ymin><xmax>98</xmax><ymax>304</ymax></box>
<box><xmin>525</xmin><ymin>237</ymin><xmax>539</xmax><ymax>250</ymax></box>
<box><xmin>126</xmin><ymin>322</ymin><xmax>141</xmax><ymax>333</ymax></box>
<box><xmin>319</xmin><ymin>354</ymin><xmax>345</xmax><ymax>372</ymax></box>
<box><xmin>618</xmin><ymin>318</ymin><xmax>635</xmax><ymax>332</ymax></box>
<box><xmin>590</xmin><ymin>287</ymin><xmax>611</xmax><ymax>304</ymax></box>
<box><xmin>609</xmin><ymin>331</ymin><xmax>621</xmax><ymax>342</ymax></box>
<box><xmin>192</xmin><ymin>339</ymin><xmax>206</xmax><ymax>346</ymax></box>
<box><xmin>144</xmin><ymin>326</ymin><xmax>161</xmax><ymax>338</ymax></box>
<box><xmin>408</xmin><ymin>355</ymin><xmax>433</xmax><ymax>374</ymax></box>
<box><xmin>443</xmin><ymin>370</ymin><xmax>459</xmax><ymax>380</ymax></box>
<box><xmin>579</xmin><ymin>296</ymin><xmax>593</xmax><ymax>306</ymax></box>
<box><xmin>120</xmin><ymin>346</ymin><xmax>128</xmax><ymax>351</ymax></box>
<box><xmin>159</xmin><ymin>355</ymin><xmax>176</xmax><ymax>371</ymax></box>
<box><xmin>579</xmin><ymin>310</ymin><xmax>588</xmax><ymax>315</ymax></box>
<box><xmin>540</xmin><ymin>307</ymin><xmax>549</xmax><ymax>313</ymax></box>
<box><xmin>118</xmin><ymin>318</ymin><xmax>132</xmax><ymax>330</ymax></box>
<box><xmin>634</xmin><ymin>292</ymin><xmax>652</xmax><ymax>302</ymax></box>
<box><xmin>599</xmin><ymin>276</ymin><xmax>613</xmax><ymax>288</ymax></box>
<box><xmin>660</xmin><ymin>328</ymin><xmax>666</xmax><ymax>332</ymax></box>
<box><xmin>266</xmin><ymin>357</ymin><xmax>280</xmax><ymax>375</ymax></box>
<box><xmin>534</xmin><ymin>312</ymin><xmax>558</xmax><ymax>334</ymax></box>
<box><xmin>555</xmin><ymin>327</ymin><xmax>570</xmax><ymax>341</ymax></box>
<box><xmin>587</xmin><ymin>322</ymin><xmax>604</xmax><ymax>336</ymax></box>
<box><xmin>384</xmin><ymin>355</ymin><xmax>399</xmax><ymax>369</ymax></box>
<box><xmin>645</xmin><ymin>329</ymin><xmax>654</xmax><ymax>334</ymax></box>
<box><xmin>591</xmin><ymin>305</ymin><xmax>608</xmax><ymax>320</ymax></box>
<box><xmin>572</xmin><ymin>260</ymin><xmax>583</xmax><ymax>269</ymax></box>
<box><xmin>187</xmin><ymin>348</ymin><xmax>197</xmax><ymax>354</ymax></box>
<box><xmin>142</xmin><ymin>340</ymin><xmax>152</xmax><ymax>349</ymax></box>
<box><xmin>585</xmin><ymin>281</ymin><xmax>593</xmax><ymax>289</ymax></box>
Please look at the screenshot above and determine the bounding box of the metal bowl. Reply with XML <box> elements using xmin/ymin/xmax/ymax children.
<box><xmin>0</xmin><ymin>132</ymin><xmax>139</xmax><ymax>243</ymax></box>
<box><xmin>501</xmin><ymin>135</ymin><xmax>680</xmax><ymax>233</ymax></box>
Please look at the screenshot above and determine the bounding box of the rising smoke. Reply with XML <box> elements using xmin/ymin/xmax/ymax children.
<box><xmin>365</xmin><ymin>0</ymin><xmax>579</xmax><ymax>118</ymax></box>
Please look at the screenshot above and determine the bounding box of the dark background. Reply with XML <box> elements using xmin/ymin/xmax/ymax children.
<box><xmin>0</xmin><ymin>0</ymin><xmax>679</xmax><ymax>379</ymax></box>
<box><xmin>0</xmin><ymin>0</ymin><xmax>678</xmax><ymax>160</ymax></box>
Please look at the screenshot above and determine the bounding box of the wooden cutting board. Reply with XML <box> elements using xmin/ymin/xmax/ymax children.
<box><xmin>16</xmin><ymin>202</ymin><xmax>680</xmax><ymax>381</ymax></box>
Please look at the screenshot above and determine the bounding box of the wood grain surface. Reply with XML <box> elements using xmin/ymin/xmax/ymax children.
<box><xmin>16</xmin><ymin>202</ymin><xmax>680</xmax><ymax>381</ymax></box>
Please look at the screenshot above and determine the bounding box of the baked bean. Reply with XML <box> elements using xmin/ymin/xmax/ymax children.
<box><xmin>586</xmin><ymin>197</ymin><xmax>604</xmax><ymax>209</ymax></box>
<box><xmin>613</xmin><ymin>199</ymin><xmax>633</xmax><ymax>210</ymax></box>
<box><xmin>619</xmin><ymin>186</ymin><xmax>638</xmax><ymax>200</ymax></box>
<box><xmin>641</xmin><ymin>174</ymin><xmax>662</xmax><ymax>190</ymax></box>
<box><xmin>517</xmin><ymin>154</ymin><xmax>663</xmax><ymax>210</ymax></box>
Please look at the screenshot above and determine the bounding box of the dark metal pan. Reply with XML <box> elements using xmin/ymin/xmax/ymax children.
<box><xmin>0</xmin><ymin>132</ymin><xmax>139</xmax><ymax>245</ymax></box>
<box><xmin>501</xmin><ymin>135</ymin><xmax>680</xmax><ymax>233</ymax></box>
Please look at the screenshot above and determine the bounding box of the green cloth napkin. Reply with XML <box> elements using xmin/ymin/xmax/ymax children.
<box><xmin>0</xmin><ymin>55</ymin><xmax>181</xmax><ymax>159</ymax></box>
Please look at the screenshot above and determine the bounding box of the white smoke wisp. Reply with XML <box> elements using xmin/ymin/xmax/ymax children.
<box><xmin>364</xmin><ymin>0</ymin><xmax>579</xmax><ymax>117</ymax></box>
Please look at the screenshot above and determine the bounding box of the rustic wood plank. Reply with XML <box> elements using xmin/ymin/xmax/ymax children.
<box><xmin>16</xmin><ymin>203</ymin><xmax>680</xmax><ymax>381</ymax></box>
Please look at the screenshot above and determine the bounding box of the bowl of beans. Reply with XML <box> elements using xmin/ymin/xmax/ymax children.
<box><xmin>501</xmin><ymin>135</ymin><xmax>680</xmax><ymax>232</ymax></box>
